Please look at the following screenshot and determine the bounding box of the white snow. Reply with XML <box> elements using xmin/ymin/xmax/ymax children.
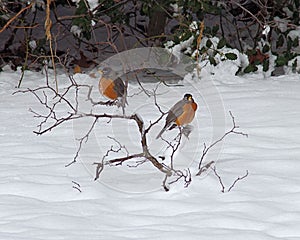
<box><xmin>70</xmin><ymin>25</ymin><xmax>82</xmax><ymax>37</ymax></box>
<box><xmin>1</xmin><ymin>64</ymin><xmax>300</xmax><ymax>240</ymax></box>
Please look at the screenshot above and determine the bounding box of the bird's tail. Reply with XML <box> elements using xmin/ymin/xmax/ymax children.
<box><xmin>156</xmin><ymin>125</ymin><xmax>168</xmax><ymax>139</ymax></box>
<box><xmin>116</xmin><ymin>96</ymin><xmax>128</xmax><ymax>115</ymax></box>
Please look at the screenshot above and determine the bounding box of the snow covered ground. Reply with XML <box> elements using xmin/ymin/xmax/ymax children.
<box><xmin>0</xmin><ymin>64</ymin><xmax>300</xmax><ymax>239</ymax></box>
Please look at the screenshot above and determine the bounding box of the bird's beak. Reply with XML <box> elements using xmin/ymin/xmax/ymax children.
<box><xmin>98</xmin><ymin>69</ymin><xmax>103</xmax><ymax>74</ymax></box>
<box><xmin>188</xmin><ymin>96</ymin><xmax>192</xmax><ymax>101</ymax></box>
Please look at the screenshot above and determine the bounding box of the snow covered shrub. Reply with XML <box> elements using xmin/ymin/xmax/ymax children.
<box><xmin>71</xmin><ymin>0</ymin><xmax>92</xmax><ymax>40</ymax></box>
<box><xmin>163</xmin><ymin>0</ymin><xmax>300</xmax><ymax>76</ymax></box>
<box><xmin>165</xmin><ymin>33</ymin><xmax>249</xmax><ymax>76</ymax></box>
<box><xmin>274</xmin><ymin>16</ymin><xmax>300</xmax><ymax>74</ymax></box>
<box><xmin>1</xmin><ymin>0</ymin><xmax>300</xmax><ymax>78</ymax></box>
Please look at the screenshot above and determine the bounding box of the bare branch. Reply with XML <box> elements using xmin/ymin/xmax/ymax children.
<box><xmin>72</xmin><ymin>181</ymin><xmax>82</xmax><ymax>192</ymax></box>
<box><xmin>163</xmin><ymin>168</ymin><xmax>192</xmax><ymax>191</ymax></box>
<box><xmin>211</xmin><ymin>166</ymin><xmax>225</xmax><ymax>193</ymax></box>
<box><xmin>228</xmin><ymin>170</ymin><xmax>249</xmax><ymax>192</ymax></box>
<box><xmin>66</xmin><ymin>117</ymin><xmax>98</xmax><ymax>167</ymax></box>
<box><xmin>230</xmin><ymin>0</ymin><xmax>265</xmax><ymax>28</ymax></box>
<box><xmin>108</xmin><ymin>153</ymin><xmax>144</xmax><ymax>166</ymax></box>
<box><xmin>197</xmin><ymin>111</ymin><xmax>247</xmax><ymax>175</ymax></box>
<box><xmin>19</xmin><ymin>72</ymin><xmax>249</xmax><ymax>191</ymax></box>
<box><xmin>94</xmin><ymin>161</ymin><xmax>104</xmax><ymax>181</ymax></box>
<box><xmin>93</xmin><ymin>146</ymin><xmax>112</xmax><ymax>181</ymax></box>
<box><xmin>171</xmin><ymin>169</ymin><xmax>192</xmax><ymax>188</ymax></box>
<box><xmin>107</xmin><ymin>136</ymin><xmax>129</xmax><ymax>156</ymax></box>
<box><xmin>196</xmin><ymin>160</ymin><xmax>215</xmax><ymax>176</ymax></box>
<box><xmin>211</xmin><ymin>166</ymin><xmax>249</xmax><ymax>193</ymax></box>
<box><xmin>161</xmin><ymin>129</ymin><xmax>183</xmax><ymax>169</ymax></box>
<box><xmin>127</xmin><ymin>159</ymin><xmax>148</xmax><ymax>168</ymax></box>
<box><xmin>162</xmin><ymin>174</ymin><xmax>170</xmax><ymax>192</ymax></box>
<box><xmin>0</xmin><ymin>2</ymin><xmax>34</xmax><ymax>33</ymax></box>
<box><xmin>133</xmin><ymin>69</ymin><xmax>152</xmax><ymax>97</ymax></box>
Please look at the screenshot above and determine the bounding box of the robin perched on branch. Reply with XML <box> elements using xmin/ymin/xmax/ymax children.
<box><xmin>156</xmin><ymin>93</ymin><xmax>197</xmax><ymax>139</ymax></box>
<box><xmin>98</xmin><ymin>67</ymin><xmax>127</xmax><ymax>111</ymax></box>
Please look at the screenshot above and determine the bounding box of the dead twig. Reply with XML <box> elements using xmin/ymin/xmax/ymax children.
<box><xmin>161</xmin><ymin>130</ymin><xmax>183</xmax><ymax>169</ymax></box>
<box><xmin>230</xmin><ymin>0</ymin><xmax>265</xmax><ymax>28</ymax></box>
<box><xmin>196</xmin><ymin>160</ymin><xmax>215</xmax><ymax>176</ymax></box>
<box><xmin>228</xmin><ymin>170</ymin><xmax>249</xmax><ymax>192</ymax></box>
<box><xmin>94</xmin><ymin>137</ymin><xmax>127</xmax><ymax>181</ymax></box>
<box><xmin>72</xmin><ymin>181</ymin><xmax>82</xmax><ymax>192</ymax></box>
<box><xmin>211</xmin><ymin>166</ymin><xmax>249</xmax><ymax>193</ymax></box>
<box><xmin>212</xmin><ymin>166</ymin><xmax>225</xmax><ymax>193</ymax></box>
<box><xmin>197</xmin><ymin>111</ymin><xmax>248</xmax><ymax>175</ymax></box>
<box><xmin>0</xmin><ymin>2</ymin><xmax>34</xmax><ymax>33</ymax></box>
<box><xmin>66</xmin><ymin>117</ymin><xmax>98</xmax><ymax>167</ymax></box>
<box><xmin>162</xmin><ymin>168</ymin><xmax>192</xmax><ymax>191</ymax></box>
<box><xmin>45</xmin><ymin>0</ymin><xmax>58</xmax><ymax>92</ymax></box>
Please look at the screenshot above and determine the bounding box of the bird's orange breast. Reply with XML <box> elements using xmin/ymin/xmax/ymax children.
<box><xmin>191</xmin><ymin>102</ymin><xmax>197</xmax><ymax>111</ymax></box>
<box><xmin>175</xmin><ymin>103</ymin><xmax>196</xmax><ymax>126</ymax></box>
<box><xmin>99</xmin><ymin>77</ymin><xmax>118</xmax><ymax>100</ymax></box>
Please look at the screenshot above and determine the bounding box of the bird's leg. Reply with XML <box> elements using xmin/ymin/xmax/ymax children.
<box><xmin>106</xmin><ymin>100</ymin><xmax>119</xmax><ymax>107</ymax></box>
<box><xmin>92</xmin><ymin>100</ymin><xmax>115</xmax><ymax>106</ymax></box>
<box><xmin>168</xmin><ymin>123</ymin><xmax>177</xmax><ymax>131</ymax></box>
<box><xmin>121</xmin><ymin>103</ymin><xmax>125</xmax><ymax>116</ymax></box>
<box><xmin>178</xmin><ymin>126</ymin><xmax>183</xmax><ymax>139</ymax></box>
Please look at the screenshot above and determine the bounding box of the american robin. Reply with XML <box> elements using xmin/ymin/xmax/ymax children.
<box><xmin>156</xmin><ymin>93</ymin><xmax>197</xmax><ymax>139</ymax></box>
<box><xmin>98</xmin><ymin>67</ymin><xmax>127</xmax><ymax>110</ymax></box>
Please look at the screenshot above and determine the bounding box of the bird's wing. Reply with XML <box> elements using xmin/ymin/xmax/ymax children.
<box><xmin>165</xmin><ymin>100</ymin><xmax>185</xmax><ymax>127</ymax></box>
<box><xmin>113</xmin><ymin>77</ymin><xmax>126</xmax><ymax>97</ymax></box>
<box><xmin>156</xmin><ymin>99</ymin><xmax>185</xmax><ymax>139</ymax></box>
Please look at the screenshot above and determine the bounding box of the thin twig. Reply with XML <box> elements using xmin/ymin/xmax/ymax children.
<box><xmin>211</xmin><ymin>166</ymin><xmax>225</xmax><ymax>193</ymax></box>
<box><xmin>197</xmin><ymin>111</ymin><xmax>248</xmax><ymax>174</ymax></box>
<box><xmin>72</xmin><ymin>181</ymin><xmax>82</xmax><ymax>192</ymax></box>
<box><xmin>212</xmin><ymin>166</ymin><xmax>249</xmax><ymax>193</ymax></box>
<box><xmin>230</xmin><ymin>0</ymin><xmax>265</xmax><ymax>28</ymax></box>
<box><xmin>66</xmin><ymin>117</ymin><xmax>98</xmax><ymax>167</ymax></box>
<box><xmin>228</xmin><ymin>170</ymin><xmax>249</xmax><ymax>192</ymax></box>
<box><xmin>0</xmin><ymin>2</ymin><xmax>34</xmax><ymax>33</ymax></box>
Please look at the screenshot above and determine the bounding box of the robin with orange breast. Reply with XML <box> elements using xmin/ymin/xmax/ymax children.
<box><xmin>156</xmin><ymin>93</ymin><xmax>197</xmax><ymax>139</ymax></box>
<box><xmin>98</xmin><ymin>67</ymin><xmax>127</xmax><ymax>113</ymax></box>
